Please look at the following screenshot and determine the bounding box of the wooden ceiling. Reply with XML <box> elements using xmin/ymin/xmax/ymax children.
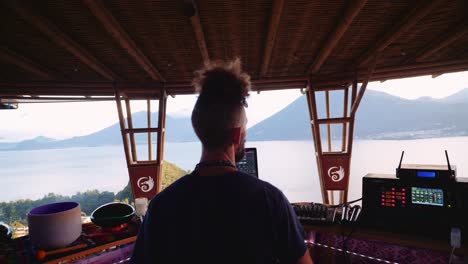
<box><xmin>0</xmin><ymin>0</ymin><xmax>467</xmax><ymax>97</ymax></box>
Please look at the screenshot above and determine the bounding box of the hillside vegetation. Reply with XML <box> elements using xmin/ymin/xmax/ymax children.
<box><xmin>0</xmin><ymin>160</ymin><xmax>188</xmax><ymax>225</ymax></box>
<box><xmin>115</xmin><ymin>160</ymin><xmax>189</xmax><ymax>201</ymax></box>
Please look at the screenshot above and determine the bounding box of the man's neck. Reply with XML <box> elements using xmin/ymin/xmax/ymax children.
<box><xmin>197</xmin><ymin>147</ymin><xmax>237</xmax><ymax>176</ymax></box>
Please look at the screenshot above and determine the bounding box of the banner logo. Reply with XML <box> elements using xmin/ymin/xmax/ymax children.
<box><xmin>137</xmin><ymin>176</ymin><xmax>154</xmax><ymax>193</ymax></box>
<box><xmin>328</xmin><ymin>166</ymin><xmax>345</xmax><ymax>182</ymax></box>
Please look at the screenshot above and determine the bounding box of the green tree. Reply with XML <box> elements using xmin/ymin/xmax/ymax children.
<box><xmin>0</xmin><ymin>160</ymin><xmax>187</xmax><ymax>225</ymax></box>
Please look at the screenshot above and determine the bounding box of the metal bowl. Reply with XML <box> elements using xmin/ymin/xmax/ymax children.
<box><xmin>0</xmin><ymin>222</ymin><xmax>13</xmax><ymax>241</ymax></box>
<box><xmin>90</xmin><ymin>202</ymin><xmax>135</xmax><ymax>227</ymax></box>
<box><xmin>28</xmin><ymin>202</ymin><xmax>82</xmax><ymax>249</ymax></box>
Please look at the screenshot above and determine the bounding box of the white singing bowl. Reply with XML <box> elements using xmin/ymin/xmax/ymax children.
<box><xmin>28</xmin><ymin>202</ymin><xmax>82</xmax><ymax>249</ymax></box>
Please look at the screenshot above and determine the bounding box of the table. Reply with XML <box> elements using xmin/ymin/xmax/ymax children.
<box><xmin>1</xmin><ymin>221</ymin><xmax>139</xmax><ymax>264</ymax></box>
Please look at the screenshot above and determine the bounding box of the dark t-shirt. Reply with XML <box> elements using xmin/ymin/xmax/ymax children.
<box><xmin>131</xmin><ymin>171</ymin><xmax>307</xmax><ymax>264</ymax></box>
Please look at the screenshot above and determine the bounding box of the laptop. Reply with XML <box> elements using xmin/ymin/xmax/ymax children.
<box><xmin>236</xmin><ymin>147</ymin><xmax>259</xmax><ymax>178</ymax></box>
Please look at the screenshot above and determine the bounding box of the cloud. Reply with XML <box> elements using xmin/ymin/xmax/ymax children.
<box><xmin>169</xmin><ymin>108</ymin><xmax>192</xmax><ymax>118</ymax></box>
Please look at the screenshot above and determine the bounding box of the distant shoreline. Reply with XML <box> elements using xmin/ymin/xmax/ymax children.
<box><xmin>2</xmin><ymin>135</ymin><xmax>468</xmax><ymax>152</ymax></box>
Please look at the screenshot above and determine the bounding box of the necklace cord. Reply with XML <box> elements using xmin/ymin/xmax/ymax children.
<box><xmin>195</xmin><ymin>160</ymin><xmax>237</xmax><ymax>171</ymax></box>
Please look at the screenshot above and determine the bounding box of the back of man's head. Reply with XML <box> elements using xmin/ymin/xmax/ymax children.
<box><xmin>191</xmin><ymin>59</ymin><xmax>251</xmax><ymax>151</ymax></box>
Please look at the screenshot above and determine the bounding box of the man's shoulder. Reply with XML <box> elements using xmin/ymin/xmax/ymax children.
<box><xmin>148</xmin><ymin>174</ymin><xmax>192</xmax><ymax>205</ymax></box>
<box><xmin>236</xmin><ymin>172</ymin><xmax>286</xmax><ymax>200</ymax></box>
<box><xmin>161</xmin><ymin>173</ymin><xmax>192</xmax><ymax>193</ymax></box>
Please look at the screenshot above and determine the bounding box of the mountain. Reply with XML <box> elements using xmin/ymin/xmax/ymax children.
<box><xmin>0</xmin><ymin>136</ymin><xmax>56</xmax><ymax>150</ymax></box>
<box><xmin>2</xmin><ymin>112</ymin><xmax>197</xmax><ymax>151</ymax></box>
<box><xmin>439</xmin><ymin>89</ymin><xmax>468</xmax><ymax>104</ymax></box>
<box><xmin>247</xmin><ymin>88</ymin><xmax>468</xmax><ymax>141</ymax></box>
<box><xmin>44</xmin><ymin>112</ymin><xmax>197</xmax><ymax>148</ymax></box>
<box><xmin>2</xmin><ymin>88</ymin><xmax>468</xmax><ymax>150</ymax></box>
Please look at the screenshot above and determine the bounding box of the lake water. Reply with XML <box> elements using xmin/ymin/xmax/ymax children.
<box><xmin>1</xmin><ymin>137</ymin><xmax>468</xmax><ymax>203</ymax></box>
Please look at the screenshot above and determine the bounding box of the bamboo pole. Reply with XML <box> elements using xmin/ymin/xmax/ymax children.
<box><xmin>0</xmin><ymin>47</ymin><xmax>59</xmax><ymax>80</ymax></box>
<box><xmin>308</xmin><ymin>0</ymin><xmax>368</xmax><ymax>74</ymax></box>
<box><xmin>186</xmin><ymin>0</ymin><xmax>210</xmax><ymax>65</ymax></box>
<box><xmin>85</xmin><ymin>0</ymin><xmax>165</xmax><ymax>81</ymax></box>
<box><xmin>260</xmin><ymin>0</ymin><xmax>285</xmax><ymax>77</ymax></box>
<box><xmin>4</xmin><ymin>1</ymin><xmax>117</xmax><ymax>81</ymax></box>
<box><xmin>413</xmin><ymin>23</ymin><xmax>468</xmax><ymax>62</ymax></box>
<box><xmin>357</xmin><ymin>0</ymin><xmax>444</xmax><ymax>66</ymax></box>
<box><xmin>5</xmin><ymin>57</ymin><xmax>468</xmax><ymax>97</ymax></box>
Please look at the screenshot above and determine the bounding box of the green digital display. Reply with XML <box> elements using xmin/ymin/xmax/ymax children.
<box><xmin>411</xmin><ymin>187</ymin><xmax>443</xmax><ymax>206</ymax></box>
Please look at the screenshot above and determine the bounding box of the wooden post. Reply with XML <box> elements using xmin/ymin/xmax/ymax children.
<box><xmin>147</xmin><ymin>99</ymin><xmax>152</xmax><ymax>161</ymax></box>
<box><xmin>341</xmin><ymin>76</ymin><xmax>359</xmax><ymax>203</ymax></box>
<box><xmin>308</xmin><ymin>69</ymin><xmax>374</xmax><ymax>205</ymax></box>
<box><xmin>348</xmin><ymin>76</ymin><xmax>358</xmax><ymax>150</ymax></box>
<box><xmin>125</xmin><ymin>99</ymin><xmax>138</xmax><ymax>162</ymax></box>
<box><xmin>114</xmin><ymin>87</ymin><xmax>168</xmax><ymax>202</ymax></box>
<box><xmin>156</xmin><ymin>89</ymin><xmax>167</xmax><ymax>193</ymax></box>
<box><xmin>114</xmin><ymin>85</ymin><xmax>131</xmax><ymax>165</ymax></box>
<box><xmin>325</xmin><ymin>91</ymin><xmax>332</xmax><ymax>152</ymax></box>
<box><xmin>351</xmin><ymin>55</ymin><xmax>379</xmax><ymax>115</ymax></box>
<box><xmin>342</xmin><ymin>87</ymin><xmax>349</xmax><ymax>152</ymax></box>
<box><xmin>306</xmin><ymin>85</ymin><xmax>329</xmax><ymax>204</ymax></box>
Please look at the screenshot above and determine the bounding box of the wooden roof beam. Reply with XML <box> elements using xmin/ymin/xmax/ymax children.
<box><xmin>184</xmin><ymin>1</ymin><xmax>210</xmax><ymax>65</ymax></box>
<box><xmin>0</xmin><ymin>47</ymin><xmax>59</xmax><ymax>80</ymax></box>
<box><xmin>356</xmin><ymin>0</ymin><xmax>444</xmax><ymax>66</ymax></box>
<box><xmin>84</xmin><ymin>0</ymin><xmax>165</xmax><ymax>82</ymax></box>
<box><xmin>310</xmin><ymin>58</ymin><xmax>468</xmax><ymax>85</ymax></box>
<box><xmin>412</xmin><ymin>23</ymin><xmax>468</xmax><ymax>62</ymax></box>
<box><xmin>3</xmin><ymin>1</ymin><xmax>117</xmax><ymax>81</ymax></box>
<box><xmin>308</xmin><ymin>0</ymin><xmax>368</xmax><ymax>74</ymax></box>
<box><xmin>260</xmin><ymin>0</ymin><xmax>285</xmax><ymax>78</ymax></box>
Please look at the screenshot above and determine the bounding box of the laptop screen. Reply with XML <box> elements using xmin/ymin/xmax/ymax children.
<box><xmin>236</xmin><ymin>147</ymin><xmax>259</xmax><ymax>178</ymax></box>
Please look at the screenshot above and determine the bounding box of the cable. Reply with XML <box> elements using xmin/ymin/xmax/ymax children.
<box><xmin>306</xmin><ymin>240</ymin><xmax>398</xmax><ymax>263</ymax></box>
<box><xmin>449</xmin><ymin>227</ymin><xmax>461</xmax><ymax>263</ymax></box>
<box><xmin>448</xmin><ymin>246</ymin><xmax>455</xmax><ymax>264</ymax></box>
<box><xmin>342</xmin><ymin>221</ymin><xmax>358</xmax><ymax>264</ymax></box>
<box><xmin>339</xmin><ymin>226</ymin><xmax>349</xmax><ymax>264</ymax></box>
<box><xmin>332</xmin><ymin>198</ymin><xmax>362</xmax><ymax>208</ymax></box>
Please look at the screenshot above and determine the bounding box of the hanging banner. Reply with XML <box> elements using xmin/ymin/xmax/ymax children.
<box><xmin>128</xmin><ymin>165</ymin><xmax>159</xmax><ymax>200</ymax></box>
<box><xmin>320</xmin><ymin>154</ymin><xmax>351</xmax><ymax>190</ymax></box>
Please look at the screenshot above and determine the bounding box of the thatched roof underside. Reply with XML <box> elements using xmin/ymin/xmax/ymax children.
<box><xmin>0</xmin><ymin>0</ymin><xmax>467</xmax><ymax>97</ymax></box>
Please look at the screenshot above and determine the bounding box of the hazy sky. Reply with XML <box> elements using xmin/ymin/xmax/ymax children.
<box><xmin>1</xmin><ymin>71</ymin><xmax>467</xmax><ymax>142</ymax></box>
